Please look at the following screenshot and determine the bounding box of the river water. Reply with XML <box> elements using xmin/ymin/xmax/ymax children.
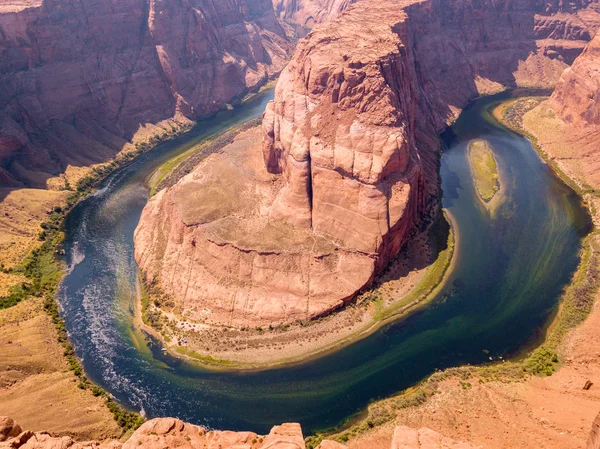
<box><xmin>57</xmin><ymin>90</ymin><xmax>590</xmax><ymax>435</ymax></box>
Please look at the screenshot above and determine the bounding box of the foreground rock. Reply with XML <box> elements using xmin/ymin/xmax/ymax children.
<box><xmin>0</xmin><ymin>0</ymin><xmax>291</xmax><ymax>188</ymax></box>
<box><xmin>136</xmin><ymin>0</ymin><xmax>600</xmax><ymax>328</ymax></box>
<box><xmin>0</xmin><ymin>417</ymin><xmax>480</xmax><ymax>449</ymax></box>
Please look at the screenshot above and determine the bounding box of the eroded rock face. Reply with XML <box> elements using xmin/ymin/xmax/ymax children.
<box><xmin>0</xmin><ymin>0</ymin><xmax>291</xmax><ymax>187</ymax></box>
<box><xmin>135</xmin><ymin>128</ymin><xmax>375</xmax><ymax>326</ymax></box>
<box><xmin>588</xmin><ymin>412</ymin><xmax>600</xmax><ymax>449</ymax></box>
<box><xmin>551</xmin><ymin>34</ymin><xmax>600</xmax><ymax>125</ymax></box>
<box><xmin>272</xmin><ymin>0</ymin><xmax>358</xmax><ymax>28</ymax></box>
<box><xmin>136</xmin><ymin>0</ymin><xmax>600</xmax><ymax>328</ymax></box>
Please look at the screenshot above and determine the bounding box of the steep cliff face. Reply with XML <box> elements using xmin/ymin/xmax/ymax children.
<box><xmin>0</xmin><ymin>0</ymin><xmax>291</xmax><ymax>188</ymax></box>
<box><xmin>262</xmin><ymin>2</ymin><xmax>437</xmax><ymax>271</ymax></box>
<box><xmin>136</xmin><ymin>0</ymin><xmax>600</xmax><ymax>328</ymax></box>
<box><xmin>272</xmin><ymin>0</ymin><xmax>358</xmax><ymax>28</ymax></box>
<box><xmin>551</xmin><ymin>33</ymin><xmax>600</xmax><ymax>125</ymax></box>
<box><xmin>523</xmin><ymin>33</ymin><xmax>600</xmax><ymax>190</ymax></box>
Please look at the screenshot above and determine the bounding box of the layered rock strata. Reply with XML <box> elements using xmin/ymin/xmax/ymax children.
<box><xmin>0</xmin><ymin>416</ymin><xmax>479</xmax><ymax>449</ymax></box>
<box><xmin>521</xmin><ymin>33</ymin><xmax>600</xmax><ymax>189</ymax></box>
<box><xmin>0</xmin><ymin>0</ymin><xmax>291</xmax><ymax>188</ymax></box>
<box><xmin>551</xmin><ymin>33</ymin><xmax>600</xmax><ymax>126</ymax></box>
<box><xmin>272</xmin><ymin>0</ymin><xmax>358</xmax><ymax>28</ymax></box>
<box><xmin>136</xmin><ymin>0</ymin><xmax>600</xmax><ymax>328</ymax></box>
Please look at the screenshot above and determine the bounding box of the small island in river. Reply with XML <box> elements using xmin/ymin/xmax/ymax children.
<box><xmin>468</xmin><ymin>139</ymin><xmax>500</xmax><ymax>203</ymax></box>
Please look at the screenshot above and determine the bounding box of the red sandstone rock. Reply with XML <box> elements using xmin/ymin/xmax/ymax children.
<box><xmin>136</xmin><ymin>0</ymin><xmax>600</xmax><ymax>328</ymax></box>
<box><xmin>0</xmin><ymin>417</ymin><xmax>21</xmax><ymax>442</ymax></box>
<box><xmin>588</xmin><ymin>412</ymin><xmax>600</xmax><ymax>449</ymax></box>
<box><xmin>551</xmin><ymin>33</ymin><xmax>600</xmax><ymax>125</ymax></box>
<box><xmin>134</xmin><ymin>128</ymin><xmax>374</xmax><ymax>326</ymax></box>
<box><xmin>0</xmin><ymin>417</ymin><xmax>493</xmax><ymax>449</ymax></box>
<box><xmin>0</xmin><ymin>0</ymin><xmax>291</xmax><ymax>187</ymax></box>
<box><xmin>272</xmin><ymin>0</ymin><xmax>357</xmax><ymax>28</ymax></box>
<box><xmin>0</xmin><ymin>417</ymin><xmax>307</xmax><ymax>449</ymax></box>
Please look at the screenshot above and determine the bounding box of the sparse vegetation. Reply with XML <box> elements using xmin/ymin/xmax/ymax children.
<box><xmin>468</xmin><ymin>139</ymin><xmax>500</xmax><ymax>202</ymax></box>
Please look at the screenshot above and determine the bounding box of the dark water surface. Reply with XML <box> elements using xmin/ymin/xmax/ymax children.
<box><xmin>58</xmin><ymin>90</ymin><xmax>590</xmax><ymax>434</ymax></box>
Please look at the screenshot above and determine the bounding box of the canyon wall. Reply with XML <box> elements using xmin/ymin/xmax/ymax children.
<box><xmin>0</xmin><ymin>0</ymin><xmax>291</xmax><ymax>188</ymax></box>
<box><xmin>551</xmin><ymin>33</ymin><xmax>600</xmax><ymax>125</ymax></box>
<box><xmin>272</xmin><ymin>0</ymin><xmax>358</xmax><ymax>28</ymax></box>
<box><xmin>135</xmin><ymin>0</ymin><xmax>600</xmax><ymax>328</ymax></box>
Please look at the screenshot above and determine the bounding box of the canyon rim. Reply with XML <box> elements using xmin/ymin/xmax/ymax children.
<box><xmin>2</xmin><ymin>0</ymin><xmax>600</xmax><ymax>448</ymax></box>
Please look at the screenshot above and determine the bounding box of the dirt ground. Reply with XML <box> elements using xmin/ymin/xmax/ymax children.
<box><xmin>0</xmin><ymin>297</ymin><xmax>121</xmax><ymax>440</ymax></box>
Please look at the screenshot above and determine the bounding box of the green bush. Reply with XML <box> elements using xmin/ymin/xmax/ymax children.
<box><xmin>525</xmin><ymin>346</ymin><xmax>558</xmax><ymax>376</ymax></box>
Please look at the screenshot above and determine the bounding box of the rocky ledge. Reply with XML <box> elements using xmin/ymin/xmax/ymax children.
<box><xmin>0</xmin><ymin>416</ymin><xmax>480</xmax><ymax>449</ymax></box>
<box><xmin>135</xmin><ymin>0</ymin><xmax>600</xmax><ymax>329</ymax></box>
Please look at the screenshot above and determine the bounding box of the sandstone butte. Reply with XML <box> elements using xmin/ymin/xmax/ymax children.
<box><xmin>0</xmin><ymin>0</ymin><xmax>292</xmax><ymax>189</ymax></box>
<box><xmin>134</xmin><ymin>0</ymin><xmax>600</xmax><ymax>329</ymax></box>
<box><xmin>0</xmin><ymin>416</ymin><xmax>483</xmax><ymax>449</ymax></box>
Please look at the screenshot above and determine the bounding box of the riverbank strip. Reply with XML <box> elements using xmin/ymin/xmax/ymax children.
<box><xmin>303</xmin><ymin>94</ymin><xmax>600</xmax><ymax>448</ymax></box>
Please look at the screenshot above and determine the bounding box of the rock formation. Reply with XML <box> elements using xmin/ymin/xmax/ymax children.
<box><xmin>0</xmin><ymin>0</ymin><xmax>291</xmax><ymax>188</ymax></box>
<box><xmin>551</xmin><ymin>33</ymin><xmax>600</xmax><ymax>126</ymax></box>
<box><xmin>522</xmin><ymin>33</ymin><xmax>600</xmax><ymax>189</ymax></box>
<box><xmin>589</xmin><ymin>412</ymin><xmax>600</xmax><ymax>449</ymax></box>
<box><xmin>0</xmin><ymin>416</ymin><xmax>480</xmax><ymax>449</ymax></box>
<box><xmin>135</xmin><ymin>0</ymin><xmax>600</xmax><ymax>328</ymax></box>
<box><xmin>272</xmin><ymin>0</ymin><xmax>358</xmax><ymax>28</ymax></box>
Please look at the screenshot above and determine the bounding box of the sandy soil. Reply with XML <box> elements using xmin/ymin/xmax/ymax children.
<box><xmin>0</xmin><ymin>297</ymin><xmax>121</xmax><ymax>440</ymax></box>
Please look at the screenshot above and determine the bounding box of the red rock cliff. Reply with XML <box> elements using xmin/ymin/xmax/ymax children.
<box><xmin>272</xmin><ymin>0</ymin><xmax>358</xmax><ymax>28</ymax></box>
<box><xmin>551</xmin><ymin>33</ymin><xmax>600</xmax><ymax>125</ymax></box>
<box><xmin>0</xmin><ymin>0</ymin><xmax>291</xmax><ymax>187</ymax></box>
<box><xmin>135</xmin><ymin>0</ymin><xmax>600</xmax><ymax>328</ymax></box>
<box><xmin>262</xmin><ymin>0</ymin><xmax>600</xmax><ymax>269</ymax></box>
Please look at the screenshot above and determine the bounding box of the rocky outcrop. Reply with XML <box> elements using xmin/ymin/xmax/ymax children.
<box><xmin>136</xmin><ymin>0</ymin><xmax>600</xmax><ymax>328</ymax></box>
<box><xmin>135</xmin><ymin>127</ymin><xmax>376</xmax><ymax>326</ymax></box>
<box><xmin>551</xmin><ymin>34</ymin><xmax>600</xmax><ymax>125</ymax></box>
<box><xmin>0</xmin><ymin>0</ymin><xmax>291</xmax><ymax>188</ymax></box>
<box><xmin>589</xmin><ymin>412</ymin><xmax>600</xmax><ymax>449</ymax></box>
<box><xmin>523</xmin><ymin>33</ymin><xmax>600</xmax><ymax>189</ymax></box>
<box><xmin>272</xmin><ymin>0</ymin><xmax>358</xmax><ymax>28</ymax></box>
<box><xmin>0</xmin><ymin>417</ymin><xmax>481</xmax><ymax>449</ymax></box>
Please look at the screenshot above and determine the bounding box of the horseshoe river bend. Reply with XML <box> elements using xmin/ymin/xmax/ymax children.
<box><xmin>56</xmin><ymin>89</ymin><xmax>591</xmax><ymax>435</ymax></box>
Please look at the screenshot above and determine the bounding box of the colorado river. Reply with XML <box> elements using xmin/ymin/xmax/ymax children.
<box><xmin>57</xmin><ymin>90</ymin><xmax>590</xmax><ymax>435</ymax></box>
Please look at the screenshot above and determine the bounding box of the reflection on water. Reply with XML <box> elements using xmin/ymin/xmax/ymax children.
<box><xmin>57</xmin><ymin>91</ymin><xmax>590</xmax><ymax>434</ymax></box>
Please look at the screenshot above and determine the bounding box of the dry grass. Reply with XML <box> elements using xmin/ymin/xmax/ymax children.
<box><xmin>468</xmin><ymin>139</ymin><xmax>499</xmax><ymax>203</ymax></box>
<box><xmin>0</xmin><ymin>297</ymin><xmax>121</xmax><ymax>440</ymax></box>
